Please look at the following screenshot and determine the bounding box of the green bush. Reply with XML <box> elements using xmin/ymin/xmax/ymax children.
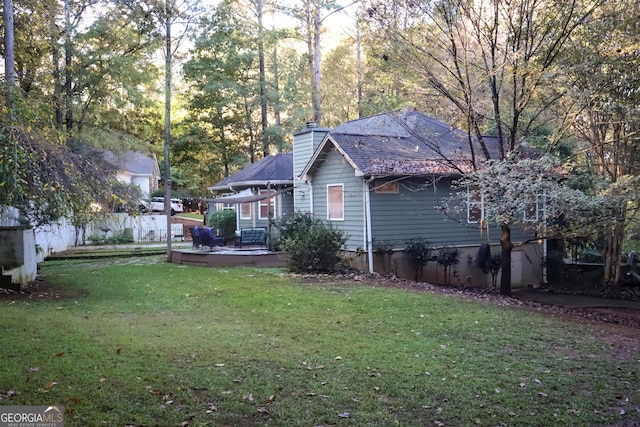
<box><xmin>87</xmin><ymin>233</ymin><xmax>134</xmax><ymax>245</ymax></box>
<box><xmin>278</xmin><ymin>213</ymin><xmax>347</xmax><ymax>273</ymax></box>
<box><xmin>405</xmin><ymin>239</ymin><xmax>433</xmax><ymax>281</ymax></box>
<box><xmin>208</xmin><ymin>210</ymin><xmax>237</xmax><ymax>242</ymax></box>
<box><xmin>436</xmin><ymin>247</ymin><xmax>460</xmax><ymax>285</ymax></box>
<box><xmin>272</xmin><ymin>211</ymin><xmax>315</xmax><ymax>250</ymax></box>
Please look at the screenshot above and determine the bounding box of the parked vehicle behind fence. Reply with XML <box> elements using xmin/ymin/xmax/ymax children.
<box><xmin>146</xmin><ymin>197</ymin><xmax>184</xmax><ymax>216</ymax></box>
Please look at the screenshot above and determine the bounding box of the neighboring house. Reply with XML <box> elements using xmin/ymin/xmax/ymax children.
<box><xmin>207</xmin><ymin>110</ymin><xmax>544</xmax><ymax>287</ymax></box>
<box><xmin>102</xmin><ymin>150</ymin><xmax>160</xmax><ymax>197</ymax></box>
<box><xmin>207</xmin><ymin>153</ymin><xmax>294</xmax><ymax>230</ymax></box>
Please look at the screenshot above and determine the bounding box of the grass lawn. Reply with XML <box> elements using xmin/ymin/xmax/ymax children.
<box><xmin>176</xmin><ymin>213</ymin><xmax>204</xmax><ymax>221</ymax></box>
<box><xmin>0</xmin><ymin>257</ymin><xmax>638</xmax><ymax>426</ymax></box>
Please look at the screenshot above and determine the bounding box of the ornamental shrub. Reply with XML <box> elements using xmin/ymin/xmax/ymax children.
<box><xmin>277</xmin><ymin>212</ymin><xmax>348</xmax><ymax>273</ymax></box>
<box><xmin>436</xmin><ymin>247</ymin><xmax>460</xmax><ymax>285</ymax></box>
<box><xmin>405</xmin><ymin>239</ymin><xmax>433</xmax><ymax>281</ymax></box>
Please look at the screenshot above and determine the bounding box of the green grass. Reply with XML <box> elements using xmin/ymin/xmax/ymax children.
<box><xmin>176</xmin><ymin>213</ymin><xmax>204</xmax><ymax>220</ymax></box>
<box><xmin>1</xmin><ymin>258</ymin><xmax>638</xmax><ymax>426</ymax></box>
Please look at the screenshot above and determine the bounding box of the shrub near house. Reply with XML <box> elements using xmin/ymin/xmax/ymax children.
<box><xmin>277</xmin><ymin>212</ymin><xmax>347</xmax><ymax>273</ymax></box>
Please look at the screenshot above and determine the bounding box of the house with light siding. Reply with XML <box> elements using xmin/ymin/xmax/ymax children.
<box><xmin>208</xmin><ymin>110</ymin><xmax>544</xmax><ymax>287</ymax></box>
<box><xmin>102</xmin><ymin>150</ymin><xmax>160</xmax><ymax>197</ymax></box>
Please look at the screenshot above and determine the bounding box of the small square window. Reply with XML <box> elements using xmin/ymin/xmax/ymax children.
<box><xmin>467</xmin><ymin>189</ymin><xmax>483</xmax><ymax>223</ymax></box>
<box><xmin>374</xmin><ymin>180</ymin><xmax>399</xmax><ymax>193</ymax></box>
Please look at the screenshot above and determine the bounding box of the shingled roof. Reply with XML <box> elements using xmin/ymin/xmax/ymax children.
<box><xmin>103</xmin><ymin>150</ymin><xmax>159</xmax><ymax>176</ymax></box>
<box><xmin>305</xmin><ymin>110</ymin><xmax>500</xmax><ymax>177</ymax></box>
<box><xmin>208</xmin><ymin>153</ymin><xmax>293</xmax><ymax>192</ymax></box>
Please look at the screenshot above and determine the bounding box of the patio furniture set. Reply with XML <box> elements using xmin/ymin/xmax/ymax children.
<box><xmin>188</xmin><ymin>226</ymin><xmax>267</xmax><ymax>250</ymax></box>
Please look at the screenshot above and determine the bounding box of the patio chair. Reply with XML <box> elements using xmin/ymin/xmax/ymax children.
<box><xmin>201</xmin><ymin>227</ymin><xmax>224</xmax><ymax>250</ymax></box>
<box><xmin>189</xmin><ymin>226</ymin><xmax>202</xmax><ymax>248</ymax></box>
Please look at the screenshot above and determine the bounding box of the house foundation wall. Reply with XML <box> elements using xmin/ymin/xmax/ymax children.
<box><xmin>344</xmin><ymin>242</ymin><xmax>544</xmax><ymax>289</ymax></box>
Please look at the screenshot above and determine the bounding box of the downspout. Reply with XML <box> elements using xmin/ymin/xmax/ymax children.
<box><xmin>364</xmin><ymin>177</ymin><xmax>374</xmax><ymax>274</ymax></box>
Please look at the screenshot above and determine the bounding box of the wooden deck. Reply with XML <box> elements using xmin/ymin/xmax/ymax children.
<box><xmin>171</xmin><ymin>247</ymin><xmax>286</xmax><ymax>268</ymax></box>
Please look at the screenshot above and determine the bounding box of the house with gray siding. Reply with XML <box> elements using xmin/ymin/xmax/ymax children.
<box><xmin>207</xmin><ymin>111</ymin><xmax>544</xmax><ymax>287</ymax></box>
<box><xmin>296</xmin><ymin>110</ymin><xmax>543</xmax><ymax>287</ymax></box>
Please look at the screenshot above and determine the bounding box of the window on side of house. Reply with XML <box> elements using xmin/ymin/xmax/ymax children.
<box><xmin>523</xmin><ymin>194</ymin><xmax>539</xmax><ymax>222</ymax></box>
<box><xmin>240</xmin><ymin>202</ymin><xmax>251</xmax><ymax>219</ymax></box>
<box><xmin>467</xmin><ymin>188</ymin><xmax>484</xmax><ymax>223</ymax></box>
<box><xmin>258</xmin><ymin>190</ymin><xmax>276</xmax><ymax>220</ymax></box>
<box><xmin>327</xmin><ymin>184</ymin><xmax>344</xmax><ymax>221</ymax></box>
<box><xmin>374</xmin><ymin>179</ymin><xmax>399</xmax><ymax>193</ymax></box>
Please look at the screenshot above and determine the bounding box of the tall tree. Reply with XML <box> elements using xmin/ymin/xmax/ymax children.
<box><xmin>367</xmin><ymin>0</ymin><xmax>604</xmax><ymax>295</ymax></box>
<box><xmin>182</xmin><ymin>1</ymin><xmax>258</xmax><ymax>179</ymax></box>
<box><xmin>563</xmin><ymin>0</ymin><xmax>640</xmax><ymax>284</ymax></box>
<box><xmin>283</xmin><ymin>0</ymin><xmax>341</xmax><ymax>126</ymax></box>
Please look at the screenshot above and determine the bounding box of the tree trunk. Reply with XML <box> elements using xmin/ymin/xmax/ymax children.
<box><xmin>602</xmin><ymin>205</ymin><xmax>625</xmax><ymax>285</ymax></box>
<box><xmin>64</xmin><ymin>0</ymin><xmax>73</xmax><ymax>132</ymax></box>
<box><xmin>243</xmin><ymin>94</ymin><xmax>256</xmax><ymax>164</ymax></box>
<box><xmin>164</xmin><ymin>6</ymin><xmax>173</xmax><ymax>260</ymax></box>
<box><xmin>257</xmin><ymin>0</ymin><xmax>269</xmax><ymax>157</ymax></box>
<box><xmin>3</xmin><ymin>0</ymin><xmax>15</xmax><ymax>88</ymax></box>
<box><xmin>312</xmin><ymin>4</ymin><xmax>322</xmax><ymax>125</ymax></box>
<box><xmin>500</xmin><ymin>223</ymin><xmax>513</xmax><ymax>296</ymax></box>
<box><xmin>52</xmin><ymin>27</ymin><xmax>63</xmax><ymax>129</ymax></box>
<box><xmin>356</xmin><ymin>18</ymin><xmax>363</xmax><ymax>119</ymax></box>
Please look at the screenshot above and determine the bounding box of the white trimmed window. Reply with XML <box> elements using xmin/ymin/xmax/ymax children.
<box><xmin>374</xmin><ymin>179</ymin><xmax>399</xmax><ymax>193</ymax></box>
<box><xmin>259</xmin><ymin>190</ymin><xmax>275</xmax><ymax>220</ymax></box>
<box><xmin>240</xmin><ymin>203</ymin><xmax>251</xmax><ymax>220</ymax></box>
<box><xmin>523</xmin><ymin>194</ymin><xmax>539</xmax><ymax>222</ymax></box>
<box><xmin>327</xmin><ymin>184</ymin><xmax>344</xmax><ymax>221</ymax></box>
<box><xmin>467</xmin><ymin>188</ymin><xmax>484</xmax><ymax>223</ymax></box>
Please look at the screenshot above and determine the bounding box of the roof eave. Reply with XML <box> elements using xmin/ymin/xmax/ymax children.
<box><xmin>207</xmin><ymin>180</ymin><xmax>293</xmax><ymax>192</ymax></box>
